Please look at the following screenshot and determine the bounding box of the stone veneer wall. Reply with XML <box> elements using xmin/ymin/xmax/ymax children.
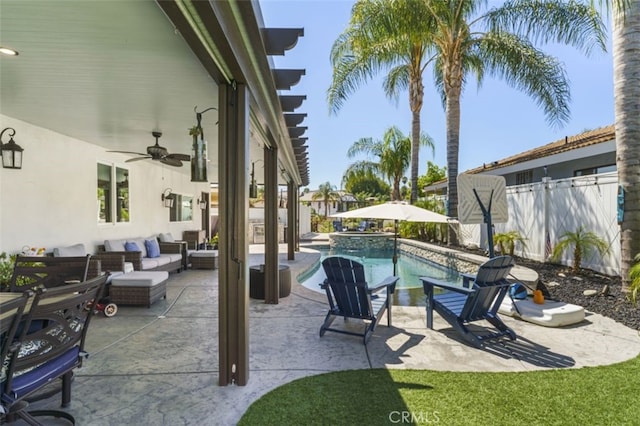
<box><xmin>398</xmin><ymin>239</ymin><xmax>488</xmax><ymax>275</ymax></box>
<box><xmin>329</xmin><ymin>232</ymin><xmax>395</xmax><ymax>251</ymax></box>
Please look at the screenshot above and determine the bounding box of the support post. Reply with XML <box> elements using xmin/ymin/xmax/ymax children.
<box><xmin>264</xmin><ymin>146</ymin><xmax>279</xmax><ymax>304</ymax></box>
<box><xmin>218</xmin><ymin>83</ymin><xmax>249</xmax><ymax>386</ymax></box>
<box><xmin>287</xmin><ymin>181</ymin><xmax>296</xmax><ymax>260</ymax></box>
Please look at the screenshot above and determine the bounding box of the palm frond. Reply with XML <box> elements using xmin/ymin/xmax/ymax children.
<box><xmin>478</xmin><ymin>31</ymin><xmax>571</xmax><ymax>127</ymax></box>
<box><xmin>382</xmin><ymin>65</ymin><xmax>410</xmax><ymax>103</ymax></box>
<box><xmin>487</xmin><ymin>0</ymin><xmax>608</xmax><ymax>55</ymax></box>
<box><xmin>346</xmin><ymin>137</ymin><xmax>382</xmax><ymax>158</ymax></box>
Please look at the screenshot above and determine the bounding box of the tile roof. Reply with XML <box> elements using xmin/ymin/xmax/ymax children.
<box><xmin>465</xmin><ymin>124</ymin><xmax>615</xmax><ymax>174</ymax></box>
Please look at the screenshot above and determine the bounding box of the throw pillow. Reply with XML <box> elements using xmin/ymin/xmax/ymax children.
<box><xmin>145</xmin><ymin>239</ymin><xmax>161</xmax><ymax>258</ymax></box>
<box><xmin>124</xmin><ymin>241</ymin><xmax>140</xmax><ymax>252</ymax></box>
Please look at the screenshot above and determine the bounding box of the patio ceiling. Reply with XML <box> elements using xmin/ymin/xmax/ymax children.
<box><xmin>0</xmin><ymin>0</ymin><xmax>306</xmax><ymax>185</ymax></box>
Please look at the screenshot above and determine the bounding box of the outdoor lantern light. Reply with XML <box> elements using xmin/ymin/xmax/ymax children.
<box><xmin>0</xmin><ymin>127</ymin><xmax>24</xmax><ymax>169</ymax></box>
<box><xmin>249</xmin><ymin>160</ymin><xmax>262</xmax><ymax>199</ymax></box>
<box><xmin>197</xmin><ymin>198</ymin><xmax>207</xmax><ymax>209</ymax></box>
<box><xmin>161</xmin><ymin>188</ymin><xmax>174</xmax><ymax>208</ymax></box>
<box><xmin>190</xmin><ymin>106</ymin><xmax>216</xmax><ymax>182</ymax></box>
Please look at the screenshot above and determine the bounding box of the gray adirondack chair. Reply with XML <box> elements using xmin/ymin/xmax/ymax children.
<box><xmin>420</xmin><ymin>255</ymin><xmax>516</xmax><ymax>348</ymax></box>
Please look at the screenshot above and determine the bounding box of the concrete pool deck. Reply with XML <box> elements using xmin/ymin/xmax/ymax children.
<box><xmin>26</xmin><ymin>242</ymin><xmax>640</xmax><ymax>425</ymax></box>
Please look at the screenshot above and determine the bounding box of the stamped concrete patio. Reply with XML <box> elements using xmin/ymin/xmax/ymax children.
<box><xmin>26</xmin><ymin>244</ymin><xmax>640</xmax><ymax>425</ymax></box>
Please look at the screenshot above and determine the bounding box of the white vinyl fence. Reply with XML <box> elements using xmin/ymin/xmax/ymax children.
<box><xmin>459</xmin><ymin>172</ymin><xmax>620</xmax><ymax>276</ymax></box>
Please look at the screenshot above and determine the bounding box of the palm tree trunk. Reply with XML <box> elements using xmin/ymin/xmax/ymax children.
<box><xmin>392</xmin><ymin>176</ymin><xmax>402</xmax><ymax>201</ymax></box>
<box><xmin>573</xmin><ymin>244</ymin><xmax>582</xmax><ymax>274</ymax></box>
<box><xmin>613</xmin><ymin>1</ymin><xmax>640</xmax><ymax>289</ymax></box>
<box><xmin>409</xmin><ymin>71</ymin><xmax>424</xmax><ymax>204</ymax></box>
<box><xmin>445</xmin><ymin>80</ymin><xmax>462</xmax><ymax>246</ymax></box>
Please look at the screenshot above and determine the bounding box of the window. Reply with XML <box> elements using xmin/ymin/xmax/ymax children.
<box><xmin>169</xmin><ymin>194</ymin><xmax>193</xmax><ymax>222</ymax></box>
<box><xmin>574</xmin><ymin>164</ymin><xmax>616</xmax><ymax>177</ymax></box>
<box><xmin>97</xmin><ymin>164</ymin><xmax>112</xmax><ymax>223</ymax></box>
<box><xmin>515</xmin><ymin>170</ymin><xmax>533</xmax><ymax>185</ymax></box>
<box><xmin>97</xmin><ymin>163</ymin><xmax>129</xmax><ymax>223</ymax></box>
<box><xmin>116</xmin><ymin>168</ymin><xmax>130</xmax><ymax>222</ymax></box>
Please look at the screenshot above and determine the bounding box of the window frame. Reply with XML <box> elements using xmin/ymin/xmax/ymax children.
<box><xmin>97</xmin><ymin>162</ymin><xmax>130</xmax><ymax>224</ymax></box>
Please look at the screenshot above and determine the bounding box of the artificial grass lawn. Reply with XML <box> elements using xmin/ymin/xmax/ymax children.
<box><xmin>239</xmin><ymin>354</ymin><xmax>640</xmax><ymax>425</ymax></box>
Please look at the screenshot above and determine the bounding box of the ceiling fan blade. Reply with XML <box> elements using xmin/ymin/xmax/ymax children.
<box><xmin>161</xmin><ymin>158</ymin><xmax>183</xmax><ymax>167</ymax></box>
<box><xmin>166</xmin><ymin>153</ymin><xmax>190</xmax><ymax>162</ymax></box>
<box><xmin>125</xmin><ymin>156</ymin><xmax>152</xmax><ymax>163</ymax></box>
<box><xmin>108</xmin><ymin>150</ymin><xmax>147</xmax><ymax>156</ymax></box>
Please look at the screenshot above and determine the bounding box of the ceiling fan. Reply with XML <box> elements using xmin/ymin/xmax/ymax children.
<box><xmin>108</xmin><ymin>131</ymin><xmax>190</xmax><ymax>167</ymax></box>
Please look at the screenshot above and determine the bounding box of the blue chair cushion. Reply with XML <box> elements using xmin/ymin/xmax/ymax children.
<box><xmin>144</xmin><ymin>239</ymin><xmax>161</xmax><ymax>258</ymax></box>
<box><xmin>9</xmin><ymin>346</ymin><xmax>80</xmax><ymax>399</ymax></box>
<box><xmin>124</xmin><ymin>241</ymin><xmax>140</xmax><ymax>252</ymax></box>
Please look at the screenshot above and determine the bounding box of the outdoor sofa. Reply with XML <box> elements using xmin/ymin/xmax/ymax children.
<box><xmin>99</xmin><ymin>237</ymin><xmax>184</xmax><ymax>273</ymax></box>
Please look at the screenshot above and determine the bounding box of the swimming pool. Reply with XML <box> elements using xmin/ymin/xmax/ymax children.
<box><xmin>300</xmin><ymin>246</ymin><xmax>462</xmax><ymax>307</ymax></box>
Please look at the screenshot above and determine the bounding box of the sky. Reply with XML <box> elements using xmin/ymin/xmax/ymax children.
<box><xmin>260</xmin><ymin>0</ymin><xmax>614</xmax><ymax>191</ymax></box>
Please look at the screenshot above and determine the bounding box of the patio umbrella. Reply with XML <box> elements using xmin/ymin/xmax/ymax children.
<box><xmin>331</xmin><ymin>202</ymin><xmax>451</xmax><ymax>275</ymax></box>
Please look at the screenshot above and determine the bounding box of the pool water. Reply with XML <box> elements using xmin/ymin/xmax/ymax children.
<box><xmin>301</xmin><ymin>247</ymin><xmax>462</xmax><ymax>307</ymax></box>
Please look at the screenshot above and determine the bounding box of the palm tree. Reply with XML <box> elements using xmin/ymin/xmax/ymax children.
<box><xmin>493</xmin><ymin>231</ymin><xmax>528</xmax><ymax>256</ymax></box>
<box><xmin>551</xmin><ymin>226</ymin><xmax>609</xmax><ymax>273</ymax></box>
<box><xmin>610</xmin><ymin>1</ymin><xmax>640</xmax><ymax>289</ymax></box>
<box><xmin>343</xmin><ymin>126</ymin><xmax>434</xmax><ymax>201</ymax></box>
<box><xmin>420</xmin><ymin>0</ymin><xmax>606</xmax><ymax>245</ymax></box>
<box><xmin>329</xmin><ymin>0</ymin><xmax>606</xmax><ymax>245</ymax></box>
<box><xmin>312</xmin><ymin>182</ymin><xmax>340</xmax><ymax>218</ymax></box>
<box><xmin>342</xmin><ymin>168</ymin><xmax>391</xmax><ymax>201</ymax></box>
<box><xmin>328</xmin><ymin>0</ymin><xmax>437</xmax><ymax>204</ymax></box>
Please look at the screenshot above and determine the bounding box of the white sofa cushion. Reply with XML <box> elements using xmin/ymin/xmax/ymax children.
<box><xmin>53</xmin><ymin>243</ymin><xmax>87</xmax><ymax>257</ymax></box>
<box><xmin>158</xmin><ymin>232</ymin><xmax>175</xmax><ymax>243</ymax></box>
<box><xmin>141</xmin><ymin>258</ymin><xmax>159</xmax><ymax>270</ymax></box>
<box><xmin>105</xmin><ymin>239</ymin><xmax>127</xmax><ymax>252</ymax></box>
<box><xmin>154</xmin><ymin>256</ymin><xmax>171</xmax><ymax>267</ymax></box>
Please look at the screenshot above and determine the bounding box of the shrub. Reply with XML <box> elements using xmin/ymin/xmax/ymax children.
<box><xmin>0</xmin><ymin>252</ymin><xmax>14</xmax><ymax>291</ymax></box>
<box><xmin>493</xmin><ymin>231</ymin><xmax>527</xmax><ymax>256</ymax></box>
<box><xmin>551</xmin><ymin>226</ymin><xmax>609</xmax><ymax>273</ymax></box>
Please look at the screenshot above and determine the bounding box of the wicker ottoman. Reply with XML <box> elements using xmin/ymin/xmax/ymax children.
<box><xmin>189</xmin><ymin>250</ymin><xmax>218</xmax><ymax>270</ymax></box>
<box><xmin>110</xmin><ymin>271</ymin><xmax>169</xmax><ymax>307</ymax></box>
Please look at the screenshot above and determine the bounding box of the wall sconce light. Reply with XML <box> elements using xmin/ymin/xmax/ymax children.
<box><xmin>197</xmin><ymin>198</ymin><xmax>207</xmax><ymax>210</ymax></box>
<box><xmin>0</xmin><ymin>127</ymin><xmax>24</xmax><ymax>169</ymax></box>
<box><xmin>161</xmin><ymin>188</ymin><xmax>174</xmax><ymax>208</ymax></box>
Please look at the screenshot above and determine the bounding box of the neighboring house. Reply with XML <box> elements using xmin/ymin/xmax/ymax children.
<box><xmin>422</xmin><ymin>125</ymin><xmax>619</xmax><ymax>275</ymax></box>
<box><xmin>424</xmin><ymin>125</ymin><xmax>615</xmax><ymax>193</ymax></box>
<box><xmin>299</xmin><ymin>190</ymin><xmax>358</xmax><ymax>217</ymax></box>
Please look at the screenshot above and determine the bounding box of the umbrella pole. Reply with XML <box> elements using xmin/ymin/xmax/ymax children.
<box><xmin>393</xmin><ymin>219</ymin><xmax>398</xmax><ymax>276</ymax></box>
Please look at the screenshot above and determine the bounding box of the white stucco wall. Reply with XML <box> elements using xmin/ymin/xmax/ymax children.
<box><xmin>0</xmin><ymin>115</ymin><xmax>209</xmax><ymax>255</ymax></box>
